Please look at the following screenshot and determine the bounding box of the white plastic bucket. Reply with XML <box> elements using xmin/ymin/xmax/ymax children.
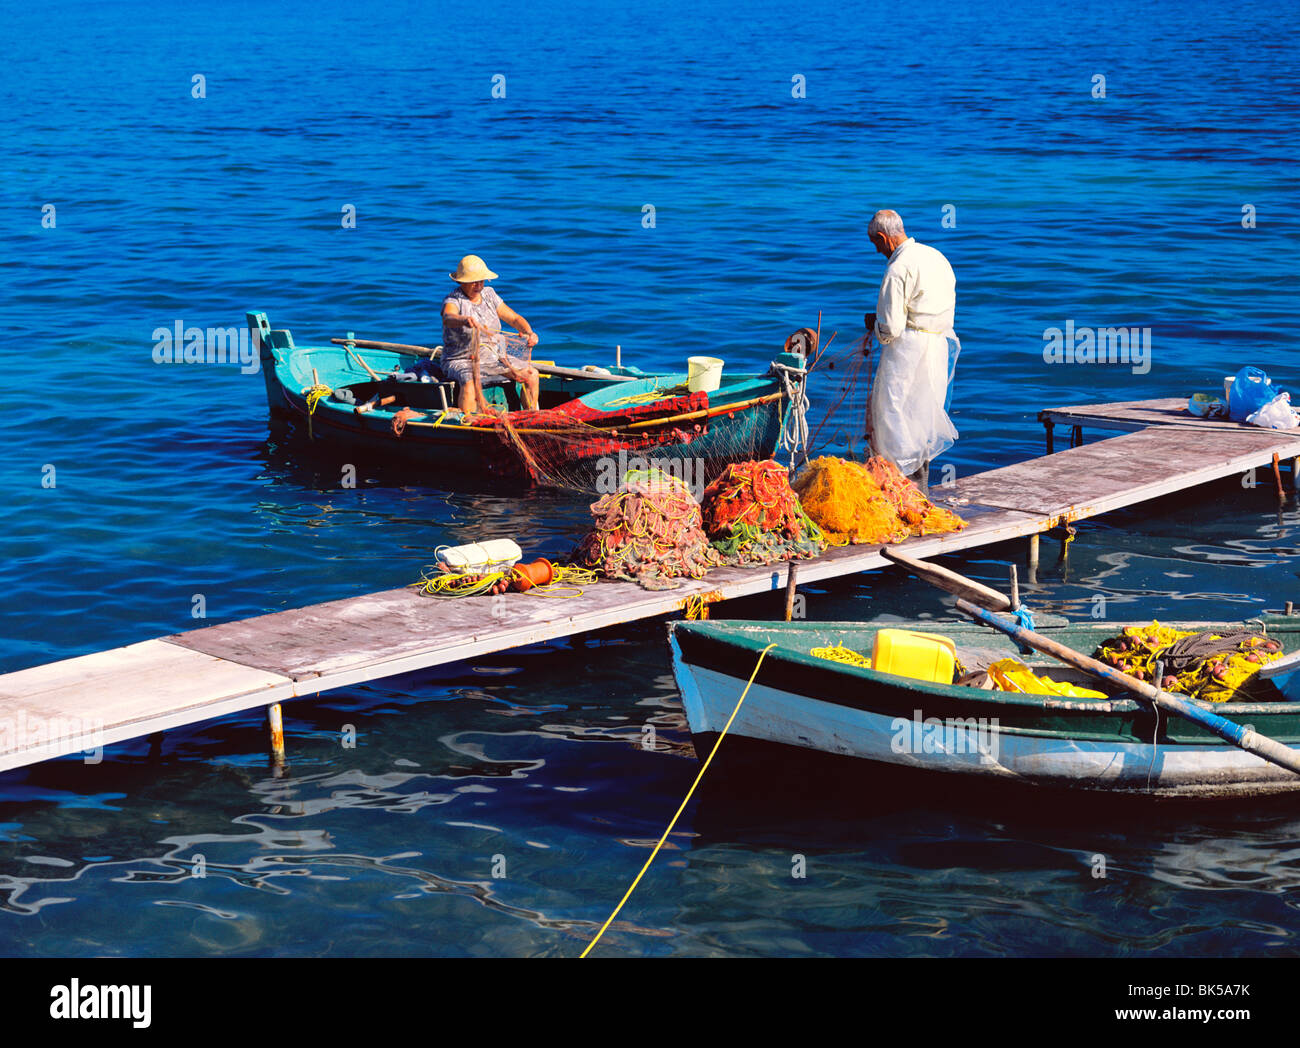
<box><xmin>437</xmin><ymin>539</ymin><xmax>522</xmax><ymax>574</ymax></box>
<box><xmin>687</xmin><ymin>356</ymin><xmax>724</xmax><ymax>393</ymax></box>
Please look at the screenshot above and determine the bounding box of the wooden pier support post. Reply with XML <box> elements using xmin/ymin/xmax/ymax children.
<box><xmin>1026</xmin><ymin>533</ymin><xmax>1040</xmax><ymax>584</ymax></box>
<box><xmin>1008</xmin><ymin>564</ymin><xmax>1020</xmax><ymax>611</ymax></box>
<box><xmin>1044</xmin><ymin>420</ymin><xmax>1055</xmax><ymax>455</ymax></box>
<box><xmin>1292</xmin><ymin>457</ymin><xmax>1299</xmax><ymax>490</ymax></box>
<box><xmin>267</xmin><ymin>703</ymin><xmax>287</xmax><ymax>776</ymax></box>
<box><xmin>784</xmin><ymin>561</ymin><xmax>800</xmax><ymax>622</ymax></box>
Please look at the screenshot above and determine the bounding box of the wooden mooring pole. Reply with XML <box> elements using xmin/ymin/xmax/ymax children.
<box><xmin>784</xmin><ymin>561</ymin><xmax>800</xmax><ymax>622</ymax></box>
<box><xmin>267</xmin><ymin>703</ymin><xmax>287</xmax><ymax>776</ymax></box>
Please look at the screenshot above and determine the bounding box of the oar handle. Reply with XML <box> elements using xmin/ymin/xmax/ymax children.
<box><xmin>883</xmin><ymin>547</ymin><xmax>1012</xmax><ymax>612</ymax></box>
<box><xmin>954</xmin><ymin>599</ymin><xmax>1300</xmax><ymax>777</ymax></box>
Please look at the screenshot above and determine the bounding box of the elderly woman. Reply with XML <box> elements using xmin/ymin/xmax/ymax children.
<box><xmin>440</xmin><ymin>255</ymin><xmax>541</xmax><ymax>414</ymax></box>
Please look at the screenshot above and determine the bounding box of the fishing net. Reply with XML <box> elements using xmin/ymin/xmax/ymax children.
<box><xmin>865</xmin><ymin>456</ymin><xmax>966</xmax><ymax>536</ymax></box>
<box><xmin>792</xmin><ymin>456</ymin><xmax>911</xmax><ymax>545</ymax></box>
<box><xmin>465</xmin><ymin>379</ymin><xmax>795</xmax><ymax>498</ymax></box>
<box><xmin>1092</xmin><ymin>622</ymin><xmax>1287</xmax><ymax>702</ymax></box>
<box><xmin>801</xmin><ymin>331</ymin><xmax>874</xmax><ymax>460</ymax></box>
<box><xmin>572</xmin><ymin>468</ymin><xmax>722</xmax><ymax>589</ymax></box>
<box><xmin>700</xmin><ymin>460</ymin><xmax>827</xmax><ymax>565</ymax></box>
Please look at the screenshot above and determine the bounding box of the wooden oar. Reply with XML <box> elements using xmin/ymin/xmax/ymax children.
<box><xmin>882</xmin><ymin>548</ymin><xmax>1012</xmax><ymax>611</ymax></box>
<box><xmin>953</xmin><ymin>598</ymin><xmax>1300</xmax><ymax>777</ymax></box>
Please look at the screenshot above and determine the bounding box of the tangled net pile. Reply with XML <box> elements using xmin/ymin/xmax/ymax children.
<box><xmin>1093</xmin><ymin>621</ymin><xmax>1287</xmax><ymax>703</ymax></box>
<box><xmin>865</xmin><ymin>456</ymin><xmax>967</xmax><ymax>536</ymax></box>
<box><xmin>572</xmin><ymin>468</ymin><xmax>721</xmax><ymax>590</ymax></box>
<box><xmin>793</xmin><ymin>457</ymin><xmax>910</xmax><ymax>545</ymax></box>
<box><xmin>792</xmin><ymin>456</ymin><xmax>966</xmax><ymax>544</ymax></box>
<box><xmin>700</xmin><ymin>461</ymin><xmax>827</xmax><ymax>565</ymax></box>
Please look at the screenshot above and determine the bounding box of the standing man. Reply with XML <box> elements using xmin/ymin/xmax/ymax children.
<box><xmin>863</xmin><ymin>210</ymin><xmax>960</xmax><ymax>487</ymax></box>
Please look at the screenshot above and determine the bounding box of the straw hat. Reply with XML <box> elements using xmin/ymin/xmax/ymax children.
<box><xmin>449</xmin><ymin>255</ymin><xmax>498</xmax><ymax>283</ymax></box>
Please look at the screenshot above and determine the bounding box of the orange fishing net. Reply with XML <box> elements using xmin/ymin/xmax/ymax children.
<box><xmin>572</xmin><ymin>468</ymin><xmax>722</xmax><ymax>590</ymax></box>
<box><xmin>793</xmin><ymin>456</ymin><xmax>966</xmax><ymax>544</ymax></box>
<box><xmin>792</xmin><ymin>457</ymin><xmax>909</xmax><ymax>545</ymax></box>
<box><xmin>865</xmin><ymin>456</ymin><xmax>966</xmax><ymax>536</ymax></box>
<box><xmin>700</xmin><ymin>460</ymin><xmax>827</xmax><ymax>565</ymax></box>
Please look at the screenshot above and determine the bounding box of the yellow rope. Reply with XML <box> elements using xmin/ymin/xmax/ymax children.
<box><xmin>526</xmin><ymin>564</ymin><xmax>598</xmax><ymax>598</ymax></box>
<box><xmin>680</xmin><ymin>590</ymin><xmax>725</xmax><ymax>620</ymax></box>
<box><xmin>410</xmin><ymin>562</ymin><xmax>599</xmax><ymax>599</ymax></box>
<box><xmin>304</xmin><ymin>383</ymin><xmax>332</xmax><ymax>439</ymax></box>
<box><xmin>810</xmin><ymin>643</ymin><xmax>872</xmax><ymax>668</ymax></box>
<box><xmin>605</xmin><ymin>383</ymin><xmax>691</xmax><ymax>408</ymax></box>
<box><xmin>411</xmin><ymin>568</ymin><xmax>507</xmax><ymax>598</ymax></box>
<box><xmin>581</xmin><ymin>642</ymin><xmax>778</xmax><ymax>957</ymax></box>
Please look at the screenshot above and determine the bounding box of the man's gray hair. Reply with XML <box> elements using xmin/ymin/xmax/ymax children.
<box><xmin>868</xmin><ymin>209</ymin><xmax>906</xmax><ymax>239</ymax></box>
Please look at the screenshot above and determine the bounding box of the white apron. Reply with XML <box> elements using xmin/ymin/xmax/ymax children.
<box><xmin>870</xmin><ymin>328</ymin><xmax>959</xmax><ymax>476</ymax></box>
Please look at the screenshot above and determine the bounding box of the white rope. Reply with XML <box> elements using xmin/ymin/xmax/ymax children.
<box><xmin>771</xmin><ymin>361</ymin><xmax>810</xmax><ymax>470</ymax></box>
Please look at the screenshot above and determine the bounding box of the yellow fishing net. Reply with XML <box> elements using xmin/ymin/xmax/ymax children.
<box><xmin>1093</xmin><ymin>621</ymin><xmax>1287</xmax><ymax>703</ymax></box>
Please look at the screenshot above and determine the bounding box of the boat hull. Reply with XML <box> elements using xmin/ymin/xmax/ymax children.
<box><xmin>669</xmin><ymin>618</ymin><xmax>1300</xmax><ymax>798</ymax></box>
<box><xmin>251</xmin><ymin>313</ymin><xmax>796</xmax><ymax>486</ymax></box>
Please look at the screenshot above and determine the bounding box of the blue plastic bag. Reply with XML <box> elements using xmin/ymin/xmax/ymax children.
<box><xmin>1228</xmin><ymin>366</ymin><xmax>1279</xmax><ymax>422</ymax></box>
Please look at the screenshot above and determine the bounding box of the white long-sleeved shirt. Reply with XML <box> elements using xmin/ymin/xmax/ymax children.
<box><xmin>874</xmin><ymin>237</ymin><xmax>956</xmax><ymax>345</ymax></box>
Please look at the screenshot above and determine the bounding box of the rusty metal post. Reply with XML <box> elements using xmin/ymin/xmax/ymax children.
<box><xmin>784</xmin><ymin>561</ymin><xmax>800</xmax><ymax>622</ymax></box>
<box><xmin>268</xmin><ymin>703</ymin><xmax>287</xmax><ymax>776</ymax></box>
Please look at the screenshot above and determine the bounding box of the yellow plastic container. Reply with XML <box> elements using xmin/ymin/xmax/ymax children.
<box><xmin>871</xmin><ymin>629</ymin><xmax>957</xmax><ymax>684</ymax></box>
<box><xmin>687</xmin><ymin>356</ymin><xmax>724</xmax><ymax>393</ymax></box>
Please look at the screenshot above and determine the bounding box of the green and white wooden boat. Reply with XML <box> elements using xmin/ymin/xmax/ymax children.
<box><xmin>669</xmin><ymin>616</ymin><xmax>1300</xmax><ymax>799</ymax></box>
<box><xmin>249</xmin><ymin>311</ymin><xmax>806</xmax><ymax>487</ymax></box>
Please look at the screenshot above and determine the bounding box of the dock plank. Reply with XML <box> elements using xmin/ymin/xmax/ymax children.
<box><xmin>161</xmin><ymin>503</ymin><xmax>1043</xmax><ymax>687</ymax></box>
<box><xmin>0</xmin><ymin>640</ymin><xmax>294</xmax><ymax>773</ymax></box>
<box><xmin>952</xmin><ymin>427</ymin><xmax>1300</xmax><ymax>518</ymax></box>
<box><xmin>1040</xmin><ymin>397</ymin><xmax>1251</xmax><ymax>432</ymax></box>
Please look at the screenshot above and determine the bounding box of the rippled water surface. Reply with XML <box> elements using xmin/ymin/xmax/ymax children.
<box><xmin>2</xmin><ymin>0</ymin><xmax>1300</xmax><ymax>956</ymax></box>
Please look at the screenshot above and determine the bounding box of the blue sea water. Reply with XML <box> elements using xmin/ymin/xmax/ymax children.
<box><xmin>2</xmin><ymin>0</ymin><xmax>1300</xmax><ymax>957</ymax></box>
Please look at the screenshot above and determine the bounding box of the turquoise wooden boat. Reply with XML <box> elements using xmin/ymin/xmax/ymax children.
<box><xmin>248</xmin><ymin>311</ymin><xmax>806</xmax><ymax>488</ymax></box>
<box><xmin>669</xmin><ymin>616</ymin><xmax>1300</xmax><ymax>799</ymax></box>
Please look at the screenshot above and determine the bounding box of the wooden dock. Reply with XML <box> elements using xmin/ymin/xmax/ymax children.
<box><xmin>3</xmin><ymin>402</ymin><xmax>1300</xmax><ymax>774</ymax></box>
